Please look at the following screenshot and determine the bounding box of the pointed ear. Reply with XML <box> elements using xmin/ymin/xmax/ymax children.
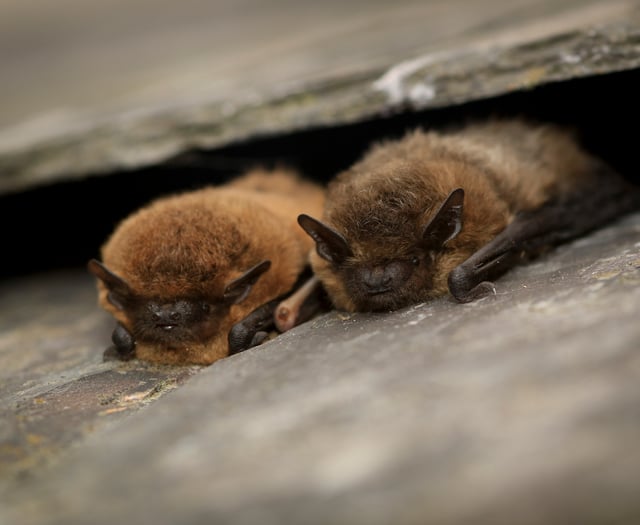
<box><xmin>298</xmin><ymin>214</ymin><xmax>353</xmax><ymax>265</ymax></box>
<box><xmin>421</xmin><ymin>188</ymin><xmax>464</xmax><ymax>248</ymax></box>
<box><xmin>223</xmin><ymin>260</ymin><xmax>271</xmax><ymax>305</ymax></box>
<box><xmin>87</xmin><ymin>259</ymin><xmax>132</xmax><ymax>310</ymax></box>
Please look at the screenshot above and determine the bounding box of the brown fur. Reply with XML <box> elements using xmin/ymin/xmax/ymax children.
<box><xmin>93</xmin><ymin>168</ymin><xmax>324</xmax><ymax>365</ymax></box>
<box><xmin>308</xmin><ymin>118</ymin><xmax>605</xmax><ymax>312</ymax></box>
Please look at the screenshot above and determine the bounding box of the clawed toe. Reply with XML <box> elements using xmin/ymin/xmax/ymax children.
<box><xmin>452</xmin><ymin>281</ymin><xmax>497</xmax><ymax>303</ymax></box>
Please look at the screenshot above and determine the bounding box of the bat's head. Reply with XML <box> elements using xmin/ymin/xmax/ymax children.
<box><xmin>88</xmin><ymin>259</ymin><xmax>271</xmax><ymax>353</ymax></box>
<box><xmin>298</xmin><ymin>188</ymin><xmax>464</xmax><ymax>312</ymax></box>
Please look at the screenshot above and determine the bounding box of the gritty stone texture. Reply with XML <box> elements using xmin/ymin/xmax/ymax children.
<box><xmin>0</xmin><ymin>271</ymin><xmax>201</xmax><ymax>491</ymax></box>
<box><xmin>1</xmin><ymin>212</ymin><xmax>639</xmax><ymax>525</ymax></box>
<box><xmin>2</xmin><ymin>2</ymin><xmax>640</xmax><ymax>522</ymax></box>
<box><xmin>1</xmin><ymin>0</ymin><xmax>639</xmax><ymax>193</ymax></box>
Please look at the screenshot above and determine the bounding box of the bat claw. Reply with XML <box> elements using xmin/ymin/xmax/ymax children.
<box><xmin>227</xmin><ymin>325</ymin><xmax>254</xmax><ymax>355</ymax></box>
<box><xmin>106</xmin><ymin>322</ymin><xmax>136</xmax><ymax>360</ymax></box>
<box><xmin>228</xmin><ymin>298</ymin><xmax>280</xmax><ymax>355</ymax></box>
<box><xmin>250</xmin><ymin>331</ymin><xmax>270</xmax><ymax>347</ymax></box>
<box><xmin>112</xmin><ymin>322</ymin><xmax>135</xmax><ymax>350</ymax></box>
<box><xmin>102</xmin><ymin>345</ymin><xmax>136</xmax><ymax>362</ymax></box>
<box><xmin>228</xmin><ymin>327</ymin><xmax>271</xmax><ymax>355</ymax></box>
<box><xmin>452</xmin><ymin>281</ymin><xmax>497</xmax><ymax>303</ymax></box>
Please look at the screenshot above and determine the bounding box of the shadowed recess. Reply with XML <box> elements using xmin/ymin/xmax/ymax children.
<box><xmin>1</xmin><ymin>68</ymin><xmax>639</xmax><ymax>280</ymax></box>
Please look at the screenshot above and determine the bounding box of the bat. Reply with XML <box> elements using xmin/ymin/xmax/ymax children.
<box><xmin>297</xmin><ymin>118</ymin><xmax>640</xmax><ymax>312</ymax></box>
<box><xmin>88</xmin><ymin>168</ymin><xmax>325</xmax><ymax>365</ymax></box>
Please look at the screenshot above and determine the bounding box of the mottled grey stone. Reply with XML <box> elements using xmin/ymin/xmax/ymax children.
<box><xmin>1</xmin><ymin>0</ymin><xmax>639</xmax><ymax>193</ymax></box>
<box><xmin>1</xmin><ymin>212</ymin><xmax>638</xmax><ymax>524</ymax></box>
<box><xmin>0</xmin><ymin>271</ymin><xmax>201</xmax><ymax>490</ymax></box>
<box><xmin>2</xmin><ymin>2</ymin><xmax>640</xmax><ymax>522</ymax></box>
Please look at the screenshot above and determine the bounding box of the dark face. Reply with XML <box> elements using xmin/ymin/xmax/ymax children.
<box><xmin>127</xmin><ymin>297</ymin><xmax>227</xmax><ymax>348</ymax></box>
<box><xmin>88</xmin><ymin>257</ymin><xmax>273</xmax><ymax>352</ymax></box>
<box><xmin>340</xmin><ymin>252</ymin><xmax>435</xmax><ymax>311</ymax></box>
<box><xmin>298</xmin><ymin>188</ymin><xmax>465</xmax><ymax>312</ymax></box>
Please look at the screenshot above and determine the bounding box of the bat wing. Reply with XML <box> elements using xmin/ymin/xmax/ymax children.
<box><xmin>448</xmin><ymin>165</ymin><xmax>640</xmax><ymax>302</ymax></box>
<box><xmin>227</xmin><ymin>298</ymin><xmax>281</xmax><ymax>354</ymax></box>
<box><xmin>228</xmin><ymin>276</ymin><xmax>329</xmax><ymax>354</ymax></box>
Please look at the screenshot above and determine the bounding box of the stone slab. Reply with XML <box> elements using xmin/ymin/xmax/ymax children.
<box><xmin>0</xmin><ymin>271</ymin><xmax>201</xmax><ymax>490</ymax></box>
<box><xmin>1</xmin><ymin>0</ymin><xmax>639</xmax><ymax>193</ymax></box>
<box><xmin>1</xmin><ymin>211</ymin><xmax>638</xmax><ymax>525</ymax></box>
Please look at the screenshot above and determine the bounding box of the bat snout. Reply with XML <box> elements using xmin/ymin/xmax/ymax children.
<box><xmin>357</xmin><ymin>261</ymin><xmax>413</xmax><ymax>296</ymax></box>
<box><xmin>134</xmin><ymin>297</ymin><xmax>220</xmax><ymax>347</ymax></box>
<box><xmin>148</xmin><ymin>301</ymin><xmax>193</xmax><ymax>329</ymax></box>
<box><xmin>361</xmin><ymin>272</ymin><xmax>393</xmax><ymax>295</ymax></box>
<box><xmin>359</xmin><ymin>266</ymin><xmax>392</xmax><ymax>295</ymax></box>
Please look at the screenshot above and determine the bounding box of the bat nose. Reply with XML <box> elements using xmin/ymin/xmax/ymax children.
<box><xmin>150</xmin><ymin>304</ymin><xmax>183</xmax><ymax>326</ymax></box>
<box><xmin>359</xmin><ymin>261</ymin><xmax>412</xmax><ymax>295</ymax></box>
<box><xmin>360</xmin><ymin>267</ymin><xmax>393</xmax><ymax>294</ymax></box>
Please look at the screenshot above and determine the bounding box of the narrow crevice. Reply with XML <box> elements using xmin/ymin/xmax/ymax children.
<box><xmin>1</xmin><ymin>68</ymin><xmax>638</xmax><ymax>280</ymax></box>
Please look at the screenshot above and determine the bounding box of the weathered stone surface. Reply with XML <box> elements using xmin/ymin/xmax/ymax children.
<box><xmin>1</xmin><ymin>0</ymin><xmax>639</xmax><ymax>193</ymax></box>
<box><xmin>1</xmin><ymin>212</ymin><xmax>639</xmax><ymax>524</ymax></box>
<box><xmin>2</xmin><ymin>2</ymin><xmax>640</xmax><ymax>522</ymax></box>
<box><xmin>0</xmin><ymin>271</ymin><xmax>201</xmax><ymax>490</ymax></box>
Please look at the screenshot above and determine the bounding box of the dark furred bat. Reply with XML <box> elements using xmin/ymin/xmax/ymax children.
<box><xmin>298</xmin><ymin>118</ymin><xmax>640</xmax><ymax>312</ymax></box>
<box><xmin>88</xmin><ymin>168</ymin><xmax>325</xmax><ymax>365</ymax></box>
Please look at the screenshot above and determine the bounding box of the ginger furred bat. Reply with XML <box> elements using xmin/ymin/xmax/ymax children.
<box><xmin>88</xmin><ymin>168</ymin><xmax>325</xmax><ymax>365</ymax></box>
<box><xmin>298</xmin><ymin>118</ymin><xmax>640</xmax><ymax>312</ymax></box>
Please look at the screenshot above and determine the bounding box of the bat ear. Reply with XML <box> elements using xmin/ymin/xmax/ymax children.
<box><xmin>224</xmin><ymin>260</ymin><xmax>271</xmax><ymax>305</ymax></box>
<box><xmin>421</xmin><ymin>188</ymin><xmax>464</xmax><ymax>248</ymax></box>
<box><xmin>87</xmin><ymin>259</ymin><xmax>132</xmax><ymax>310</ymax></box>
<box><xmin>298</xmin><ymin>214</ymin><xmax>353</xmax><ymax>265</ymax></box>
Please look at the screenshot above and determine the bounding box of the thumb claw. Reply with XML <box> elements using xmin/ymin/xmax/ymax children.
<box><xmin>452</xmin><ymin>281</ymin><xmax>496</xmax><ymax>303</ymax></box>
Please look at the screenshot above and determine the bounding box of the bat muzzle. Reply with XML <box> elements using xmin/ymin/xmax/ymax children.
<box><xmin>148</xmin><ymin>301</ymin><xmax>194</xmax><ymax>330</ymax></box>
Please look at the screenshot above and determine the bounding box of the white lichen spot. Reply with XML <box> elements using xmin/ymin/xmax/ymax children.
<box><xmin>560</xmin><ymin>52</ymin><xmax>581</xmax><ymax>64</ymax></box>
<box><xmin>372</xmin><ymin>53</ymin><xmax>445</xmax><ymax>105</ymax></box>
<box><xmin>408</xmin><ymin>83</ymin><xmax>436</xmax><ymax>105</ymax></box>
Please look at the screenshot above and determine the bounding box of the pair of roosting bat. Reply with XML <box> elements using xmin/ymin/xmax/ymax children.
<box><xmin>90</xmin><ymin>118</ymin><xmax>640</xmax><ymax>365</ymax></box>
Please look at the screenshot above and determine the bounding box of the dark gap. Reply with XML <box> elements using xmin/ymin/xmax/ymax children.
<box><xmin>1</xmin><ymin>67</ymin><xmax>639</xmax><ymax>281</ymax></box>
